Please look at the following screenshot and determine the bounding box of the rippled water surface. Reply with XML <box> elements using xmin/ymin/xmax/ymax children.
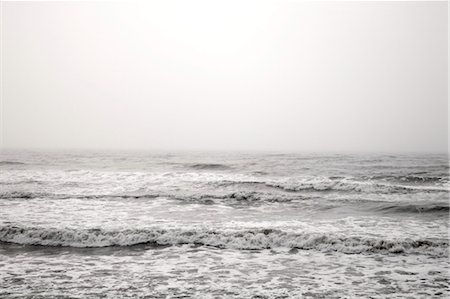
<box><xmin>0</xmin><ymin>151</ymin><xmax>448</xmax><ymax>298</ymax></box>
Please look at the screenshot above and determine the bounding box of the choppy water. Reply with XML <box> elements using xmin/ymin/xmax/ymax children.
<box><xmin>0</xmin><ymin>151</ymin><xmax>449</xmax><ymax>298</ymax></box>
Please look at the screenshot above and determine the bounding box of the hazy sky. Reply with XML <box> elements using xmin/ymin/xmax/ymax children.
<box><xmin>2</xmin><ymin>1</ymin><xmax>448</xmax><ymax>152</ymax></box>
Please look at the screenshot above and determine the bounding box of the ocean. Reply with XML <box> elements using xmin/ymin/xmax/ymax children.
<box><xmin>0</xmin><ymin>151</ymin><xmax>448</xmax><ymax>298</ymax></box>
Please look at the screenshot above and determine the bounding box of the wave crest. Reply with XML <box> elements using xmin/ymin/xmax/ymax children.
<box><xmin>0</xmin><ymin>225</ymin><xmax>447</xmax><ymax>256</ymax></box>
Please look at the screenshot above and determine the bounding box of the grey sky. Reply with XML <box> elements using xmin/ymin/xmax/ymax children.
<box><xmin>2</xmin><ymin>1</ymin><xmax>448</xmax><ymax>152</ymax></box>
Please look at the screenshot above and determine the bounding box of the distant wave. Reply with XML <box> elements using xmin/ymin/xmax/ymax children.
<box><xmin>171</xmin><ymin>191</ymin><xmax>305</xmax><ymax>204</ymax></box>
<box><xmin>2</xmin><ymin>191</ymin><xmax>447</xmax><ymax>217</ymax></box>
<box><xmin>0</xmin><ymin>161</ymin><xmax>26</xmax><ymax>166</ymax></box>
<box><xmin>0</xmin><ymin>191</ymin><xmax>52</xmax><ymax>199</ymax></box>
<box><xmin>362</xmin><ymin>175</ymin><xmax>448</xmax><ymax>184</ymax></box>
<box><xmin>187</xmin><ymin>163</ymin><xmax>231</xmax><ymax>170</ymax></box>
<box><xmin>0</xmin><ymin>191</ymin><xmax>162</xmax><ymax>200</ymax></box>
<box><xmin>0</xmin><ymin>190</ymin><xmax>302</xmax><ymax>204</ymax></box>
<box><xmin>0</xmin><ymin>179</ymin><xmax>43</xmax><ymax>186</ymax></box>
<box><xmin>373</xmin><ymin>203</ymin><xmax>449</xmax><ymax>214</ymax></box>
<box><xmin>2</xmin><ymin>180</ymin><xmax>446</xmax><ymax>200</ymax></box>
<box><xmin>216</xmin><ymin>179</ymin><xmax>449</xmax><ymax>194</ymax></box>
<box><xmin>0</xmin><ymin>225</ymin><xmax>447</xmax><ymax>256</ymax></box>
<box><xmin>1</xmin><ymin>188</ymin><xmax>449</xmax><ymax>214</ymax></box>
<box><xmin>252</xmin><ymin>171</ymin><xmax>269</xmax><ymax>176</ymax></box>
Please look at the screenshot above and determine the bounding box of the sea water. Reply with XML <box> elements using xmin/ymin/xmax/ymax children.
<box><xmin>0</xmin><ymin>151</ymin><xmax>448</xmax><ymax>298</ymax></box>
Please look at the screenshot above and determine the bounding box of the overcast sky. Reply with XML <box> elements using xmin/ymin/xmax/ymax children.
<box><xmin>2</xmin><ymin>1</ymin><xmax>448</xmax><ymax>152</ymax></box>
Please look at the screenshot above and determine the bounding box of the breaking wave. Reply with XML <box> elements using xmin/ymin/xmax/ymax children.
<box><xmin>0</xmin><ymin>190</ymin><xmax>305</xmax><ymax>205</ymax></box>
<box><xmin>0</xmin><ymin>225</ymin><xmax>447</xmax><ymax>256</ymax></box>
<box><xmin>171</xmin><ymin>191</ymin><xmax>304</xmax><ymax>204</ymax></box>
<box><xmin>216</xmin><ymin>178</ymin><xmax>449</xmax><ymax>194</ymax></box>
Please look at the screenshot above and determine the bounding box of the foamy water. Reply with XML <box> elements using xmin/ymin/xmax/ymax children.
<box><xmin>0</xmin><ymin>151</ymin><xmax>448</xmax><ymax>298</ymax></box>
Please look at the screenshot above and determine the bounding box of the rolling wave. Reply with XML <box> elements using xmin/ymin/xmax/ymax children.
<box><xmin>0</xmin><ymin>190</ymin><xmax>302</xmax><ymax>204</ymax></box>
<box><xmin>171</xmin><ymin>191</ymin><xmax>303</xmax><ymax>204</ymax></box>
<box><xmin>216</xmin><ymin>179</ymin><xmax>449</xmax><ymax>194</ymax></box>
<box><xmin>0</xmin><ymin>191</ymin><xmax>162</xmax><ymax>200</ymax></box>
<box><xmin>1</xmin><ymin>190</ymin><xmax>448</xmax><ymax>216</ymax></box>
<box><xmin>374</xmin><ymin>203</ymin><xmax>449</xmax><ymax>214</ymax></box>
<box><xmin>3</xmin><ymin>181</ymin><xmax>446</xmax><ymax>202</ymax></box>
<box><xmin>0</xmin><ymin>191</ymin><xmax>52</xmax><ymax>199</ymax></box>
<box><xmin>362</xmin><ymin>175</ymin><xmax>448</xmax><ymax>184</ymax></box>
<box><xmin>0</xmin><ymin>225</ymin><xmax>447</xmax><ymax>256</ymax></box>
<box><xmin>0</xmin><ymin>179</ymin><xmax>43</xmax><ymax>186</ymax></box>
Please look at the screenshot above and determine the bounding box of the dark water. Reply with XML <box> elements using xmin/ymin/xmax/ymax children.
<box><xmin>0</xmin><ymin>151</ymin><xmax>449</xmax><ymax>298</ymax></box>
